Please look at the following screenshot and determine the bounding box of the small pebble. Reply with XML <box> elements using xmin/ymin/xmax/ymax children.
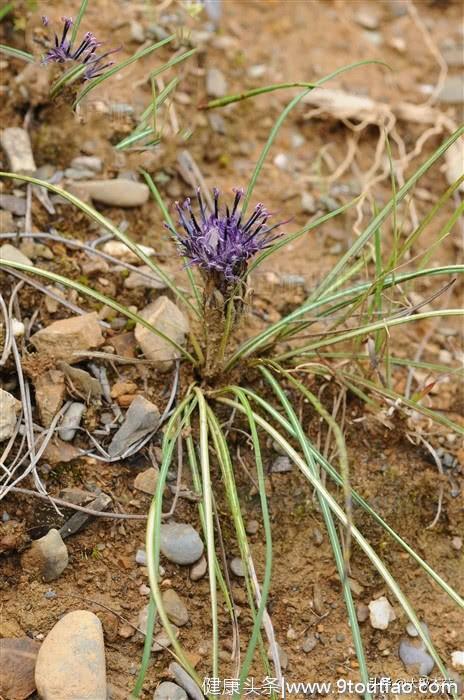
<box><xmin>71</xmin><ymin>156</ymin><xmax>102</xmax><ymax>172</ymax></box>
<box><xmin>230</xmin><ymin>557</ymin><xmax>245</xmax><ymax>577</ymax></box>
<box><xmin>135</xmin><ymin>549</ymin><xmax>147</xmax><ymax>566</ymax></box>
<box><xmin>58</xmin><ymin>402</ymin><xmax>85</xmax><ymax>441</ymax></box>
<box><xmin>190</xmin><ymin>555</ymin><xmax>207</xmax><ymax>581</ymax></box>
<box><xmin>271</xmin><ymin>456</ymin><xmax>292</xmax><ymax>473</ymax></box>
<box><xmin>246</xmin><ymin>520</ymin><xmax>259</xmax><ymax>535</ymax></box>
<box><xmin>451</xmin><ymin>651</ymin><xmax>464</xmax><ymax>670</ymax></box>
<box><xmin>21</xmin><ymin>529</ymin><xmax>68</xmax><ymax>582</ymax></box>
<box><xmin>162</xmin><ymin>589</ymin><xmax>189</xmax><ymax>626</ymax></box>
<box><xmin>451</xmin><ymin>536</ymin><xmax>462</xmax><ymax>551</ymax></box>
<box><xmin>160</xmin><ymin>523</ymin><xmax>204</xmax><ymax>565</ymax></box>
<box><xmin>0</xmin><ymin>127</ymin><xmax>36</xmax><ymax>176</ymax></box>
<box><xmin>406</xmin><ymin>622</ymin><xmax>419</xmax><ymax>637</ymax></box>
<box><xmin>273</xmin><ymin>153</ymin><xmax>289</xmax><ymax>170</ymax></box>
<box><xmin>154</xmin><ymin>681</ymin><xmax>187</xmax><ymax>699</ymax></box>
<box><xmin>268</xmin><ymin>642</ymin><xmax>288</xmax><ymax>670</ymax></box>
<box><xmin>302</xmin><ymin>634</ymin><xmax>317</xmax><ymax>653</ymax></box>
<box><xmin>399</xmin><ymin>636</ymin><xmax>434</xmax><ymax>675</ymax></box>
<box><xmin>169</xmin><ymin>662</ymin><xmax>204</xmax><ymax>700</ymax></box>
<box><xmin>206</xmin><ymin>67</ymin><xmax>227</xmax><ymax>98</ymax></box>
<box><xmin>356</xmin><ymin>603</ymin><xmax>369</xmax><ymax>622</ymax></box>
<box><xmin>368</xmin><ymin>596</ymin><xmax>396</xmax><ymax>630</ymax></box>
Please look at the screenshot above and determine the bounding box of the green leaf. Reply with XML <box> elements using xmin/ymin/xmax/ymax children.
<box><xmin>0</xmin><ymin>43</ymin><xmax>35</xmax><ymax>62</ymax></box>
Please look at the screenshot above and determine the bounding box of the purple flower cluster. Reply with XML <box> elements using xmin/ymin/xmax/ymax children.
<box><xmin>42</xmin><ymin>16</ymin><xmax>118</xmax><ymax>80</ymax></box>
<box><xmin>169</xmin><ymin>188</ymin><xmax>284</xmax><ymax>284</ymax></box>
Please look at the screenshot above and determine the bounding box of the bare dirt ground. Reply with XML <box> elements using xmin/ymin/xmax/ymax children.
<box><xmin>0</xmin><ymin>1</ymin><xmax>463</xmax><ymax>698</ymax></box>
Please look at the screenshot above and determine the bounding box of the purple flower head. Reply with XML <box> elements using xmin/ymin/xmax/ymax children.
<box><xmin>168</xmin><ymin>188</ymin><xmax>284</xmax><ymax>286</ymax></box>
<box><xmin>42</xmin><ymin>16</ymin><xmax>119</xmax><ymax>80</ymax></box>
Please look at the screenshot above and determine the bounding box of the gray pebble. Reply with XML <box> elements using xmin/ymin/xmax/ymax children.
<box><xmin>153</xmin><ymin>681</ymin><xmax>187</xmax><ymax>699</ymax></box>
<box><xmin>0</xmin><ymin>194</ymin><xmax>27</xmax><ymax>216</ymax></box>
<box><xmin>246</xmin><ymin>520</ymin><xmax>259</xmax><ymax>535</ymax></box>
<box><xmin>169</xmin><ymin>662</ymin><xmax>204</xmax><ymax>700</ymax></box>
<box><xmin>190</xmin><ymin>555</ymin><xmax>207</xmax><ymax>581</ymax></box>
<box><xmin>230</xmin><ymin>557</ymin><xmax>245</xmax><ymax>577</ymax></box>
<box><xmin>271</xmin><ymin>456</ymin><xmax>292</xmax><ymax>473</ymax></box>
<box><xmin>130</xmin><ymin>20</ymin><xmax>146</xmax><ymax>43</ymax></box>
<box><xmin>71</xmin><ymin>156</ymin><xmax>102</xmax><ymax>172</ymax></box>
<box><xmin>438</xmin><ymin>76</ymin><xmax>464</xmax><ymax>104</ymax></box>
<box><xmin>160</xmin><ymin>523</ymin><xmax>204</xmax><ymax>565</ymax></box>
<box><xmin>21</xmin><ymin>528</ymin><xmax>68</xmax><ymax>581</ymax></box>
<box><xmin>302</xmin><ymin>634</ymin><xmax>317</xmax><ymax>653</ymax></box>
<box><xmin>0</xmin><ymin>127</ymin><xmax>36</xmax><ymax>176</ymax></box>
<box><xmin>58</xmin><ymin>402</ymin><xmax>85</xmax><ymax>441</ymax></box>
<box><xmin>206</xmin><ymin>67</ymin><xmax>227</xmax><ymax>98</ymax></box>
<box><xmin>135</xmin><ymin>549</ymin><xmax>147</xmax><ymax>566</ymax></box>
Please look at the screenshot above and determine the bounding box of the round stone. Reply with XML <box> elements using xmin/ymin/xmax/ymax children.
<box><xmin>160</xmin><ymin>523</ymin><xmax>203</xmax><ymax>565</ymax></box>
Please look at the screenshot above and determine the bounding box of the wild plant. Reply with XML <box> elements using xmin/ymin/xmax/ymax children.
<box><xmin>1</xmin><ymin>27</ymin><xmax>463</xmax><ymax>700</ymax></box>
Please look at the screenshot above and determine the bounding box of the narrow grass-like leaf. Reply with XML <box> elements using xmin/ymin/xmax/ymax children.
<box><xmin>226</xmin><ymin>265</ymin><xmax>464</xmax><ymax>368</ymax></box>
<box><xmin>257</xmin><ymin>369</ymin><xmax>371</xmax><ymax>698</ymax></box>
<box><xmin>220</xmin><ymin>388</ymin><xmax>464</xmax><ymax>609</ymax></box>
<box><xmin>195</xmin><ymin>388</ymin><xmax>219</xmax><ymax>678</ymax></box>
<box><xmin>0</xmin><ymin>43</ymin><xmax>34</xmax><ymax>62</ymax></box>
<box><xmin>200</xmin><ymin>81</ymin><xmax>317</xmax><ymax>109</ymax></box>
<box><xmin>305</xmin><ymin>124</ymin><xmax>464</xmax><ymax>303</ymax></box>
<box><xmin>277</xmin><ymin>309</ymin><xmax>463</xmax><ymax>359</ymax></box>
<box><xmin>145</xmin><ymin>393</ymin><xmax>203</xmax><ymax>688</ymax></box>
<box><xmin>217</xmin><ymin>395</ymin><xmax>457</xmax><ymax>695</ymax></box>
<box><xmin>50</xmin><ymin>62</ymin><xmax>88</xmax><ymax>97</ymax></box>
<box><xmin>73</xmin><ymin>34</ymin><xmax>175</xmax><ymax>107</ymax></box>
<box><xmin>70</xmin><ymin>0</ymin><xmax>89</xmax><ymax>44</ymax></box>
<box><xmin>242</xmin><ymin>60</ymin><xmax>389</xmax><ymax>216</ymax></box>
<box><xmin>229</xmin><ymin>389</ymin><xmax>274</xmax><ymax>693</ymax></box>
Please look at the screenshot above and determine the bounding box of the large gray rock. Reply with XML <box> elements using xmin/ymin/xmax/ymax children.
<box><xmin>160</xmin><ymin>523</ymin><xmax>204</xmax><ymax>565</ymax></box>
<box><xmin>0</xmin><ymin>127</ymin><xmax>36</xmax><ymax>176</ymax></box>
<box><xmin>34</xmin><ymin>610</ymin><xmax>106</xmax><ymax>700</ymax></box>
<box><xmin>77</xmin><ymin>179</ymin><xmax>149</xmax><ymax>207</ymax></box>
<box><xmin>21</xmin><ymin>529</ymin><xmax>68</xmax><ymax>582</ymax></box>
<box><xmin>107</xmin><ymin>395</ymin><xmax>160</xmax><ymax>458</ymax></box>
<box><xmin>30</xmin><ymin>313</ymin><xmax>104</xmax><ymax>360</ymax></box>
<box><xmin>135</xmin><ymin>296</ymin><xmax>189</xmax><ymax>368</ymax></box>
<box><xmin>0</xmin><ymin>389</ymin><xmax>21</xmax><ymax>442</ymax></box>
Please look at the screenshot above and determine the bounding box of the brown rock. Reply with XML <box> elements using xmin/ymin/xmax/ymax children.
<box><xmin>134</xmin><ymin>467</ymin><xmax>159</xmax><ymax>495</ymax></box>
<box><xmin>0</xmin><ymin>210</ymin><xmax>15</xmax><ymax>233</ymax></box>
<box><xmin>0</xmin><ymin>619</ymin><xmax>25</xmax><ymax>639</ymax></box>
<box><xmin>33</xmin><ymin>370</ymin><xmax>66</xmax><ymax>427</ymax></box>
<box><xmin>30</xmin><ymin>312</ymin><xmax>104</xmax><ymax>360</ymax></box>
<box><xmin>0</xmin><ymin>637</ymin><xmax>41</xmax><ymax>700</ymax></box>
<box><xmin>34</xmin><ymin>610</ymin><xmax>107</xmax><ymax>700</ymax></box>
<box><xmin>135</xmin><ymin>296</ymin><xmax>189</xmax><ymax>368</ymax></box>
<box><xmin>109</xmin><ymin>332</ymin><xmax>136</xmax><ymax>358</ymax></box>
<box><xmin>97</xmin><ymin>612</ymin><xmax>118</xmax><ymax>643</ymax></box>
<box><xmin>162</xmin><ymin>589</ymin><xmax>189</xmax><ymax>626</ymax></box>
<box><xmin>41</xmin><ymin>436</ymin><xmax>80</xmax><ymax>464</ymax></box>
<box><xmin>117</xmin><ymin>393</ymin><xmax>138</xmax><ymax>407</ymax></box>
<box><xmin>110</xmin><ymin>381</ymin><xmax>138</xmax><ymax>399</ymax></box>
